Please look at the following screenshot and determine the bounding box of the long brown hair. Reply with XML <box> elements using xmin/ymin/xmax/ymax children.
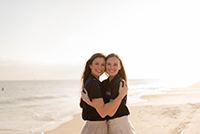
<box><xmin>79</xmin><ymin>53</ymin><xmax>106</xmax><ymax>108</ymax></box>
<box><xmin>106</xmin><ymin>53</ymin><xmax>127</xmax><ymax>82</ymax></box>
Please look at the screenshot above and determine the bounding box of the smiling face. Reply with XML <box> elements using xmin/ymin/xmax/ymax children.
<box><xmin>89</xmin><ymin>57</ymin><xmax>105</xmax><ymax>79</ymax></box>
<box><xmin>106</xmin><ymin>57</ymin><xmax>121</xmax><ymax>81</ymax></box>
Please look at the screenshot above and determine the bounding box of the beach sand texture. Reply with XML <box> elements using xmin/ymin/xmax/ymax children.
<box><xmin>45</xmin><ymin>85</ymin><xmax>200</xmax><ymax>134</ymax></box>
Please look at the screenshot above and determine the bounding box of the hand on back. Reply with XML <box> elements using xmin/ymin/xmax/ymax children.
<box><xmin>119</xmin><ymin>80</ymin><xmax>128</xmax><ymax>97</ymax></box>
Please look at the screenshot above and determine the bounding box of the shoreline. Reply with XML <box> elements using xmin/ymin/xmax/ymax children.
<box><xmin>44</xmin><ymin>87</ymin><xmax>200</xmax><ymax>134</ymax></box>
<box><xmin>44</xmin><ymin>113</ymin><xmax>84</xmax><ymax>134</ymax></box>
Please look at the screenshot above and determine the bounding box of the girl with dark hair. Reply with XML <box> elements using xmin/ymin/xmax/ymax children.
<box><xmin>82</xmin><ymin>53</ymin><xmax>135</xmax><ymax>134</ymax></box>
<box><xmin>80</xmin><ymin>53</ymin><xmax>128</xmax><ymax>134</ymax></box>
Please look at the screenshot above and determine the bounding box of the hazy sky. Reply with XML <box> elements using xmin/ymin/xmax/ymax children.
<box><xmin>0</xmin><ymin>0</ymin><xmax>200</xmax><ymax>82</ymax></box>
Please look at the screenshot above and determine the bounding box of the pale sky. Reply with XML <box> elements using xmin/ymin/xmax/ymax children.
<box><xmin>0</xmin><ymin>0</ymin><xmax>200</xmax><ymax>82</ymax></box>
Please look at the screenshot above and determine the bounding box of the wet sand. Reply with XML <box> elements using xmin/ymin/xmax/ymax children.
<box><xmin>45</xmin><ymin>86</ymin><xmax>200</xmax><ymax>134</ymax></box>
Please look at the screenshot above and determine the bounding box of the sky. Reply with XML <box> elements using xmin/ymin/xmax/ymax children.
<box><xmin>0</xmin><ymin>0</ymin><xmax>200</xmax><ymax>83</ymax></box>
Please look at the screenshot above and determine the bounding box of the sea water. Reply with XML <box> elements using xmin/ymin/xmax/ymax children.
<box><xmin>0</xmin><ymin>79</ymin><xmax>195</xmax><ymax>133</ymax></box>
<box><xmin>0</xmin><ymin>80</ymin><xmax>81</xmax><ymax>134</ymax></box>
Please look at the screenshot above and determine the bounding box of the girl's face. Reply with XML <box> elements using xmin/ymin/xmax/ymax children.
<box><xmin>90</xmin><ymin>57</ymin><xmax>105</xmax><ymax>79</ymax></box>
<box><xmin>106</xmin><ymin>57</ymin><xmax>121</xmax><ymax>78</ymax></box>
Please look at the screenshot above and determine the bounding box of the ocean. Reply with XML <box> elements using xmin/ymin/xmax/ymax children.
<box><xmin>0</xmin><ymin>79</ymin><xmax>196</xmax><ymax>134</ymax></box>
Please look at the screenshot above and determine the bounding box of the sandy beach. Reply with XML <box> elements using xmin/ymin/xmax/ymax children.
<box><xmin>45</xmin><ymin>83</ymin><xmax>200</xmax><ymax>134</ymax></box>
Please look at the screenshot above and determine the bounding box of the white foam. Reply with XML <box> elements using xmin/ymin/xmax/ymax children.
<box><xmin>0</xmin><ymin>79</ymin><xmax>197</xmax><ymax>133</ymax></box>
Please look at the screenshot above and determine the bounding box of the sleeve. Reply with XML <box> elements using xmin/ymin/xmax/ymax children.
<box><xmin>111</xmin><ymin>81</ymin><xmax>120</xmax><ymax>99</ymax></box>
<box><xmin>86</xmin><ymin>80</ymin><xmax>103</xmax><ymax>100</ymax></box>
<box><xmin>110</xmin><ymin>78</ymin><xmax>125</xmax><ymax>99</ymax></box>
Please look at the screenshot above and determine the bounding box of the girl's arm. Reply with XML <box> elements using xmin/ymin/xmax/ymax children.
<box><xmin>81</xmin><ymin>81</ymin><xmax>128</xmax><ymax>118</ymax></box>
<box><xmin>106</xmin><ymin>99</ymin><xmax>117</xmax><ymax>117</ymax></box>
<box><xmin>81</xmin><ymin>89</ymin><xmax>94</xmax><ymax>107</ymax></box>
<box><xmin>106</xmin><ymin>81</ymin><xmax>128</xmax><ymax>117</ymax></box>
<box><xmin>81</xmin><ymin>92</ymin><xmax>122</xmax><ymax>117</ymax></box>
